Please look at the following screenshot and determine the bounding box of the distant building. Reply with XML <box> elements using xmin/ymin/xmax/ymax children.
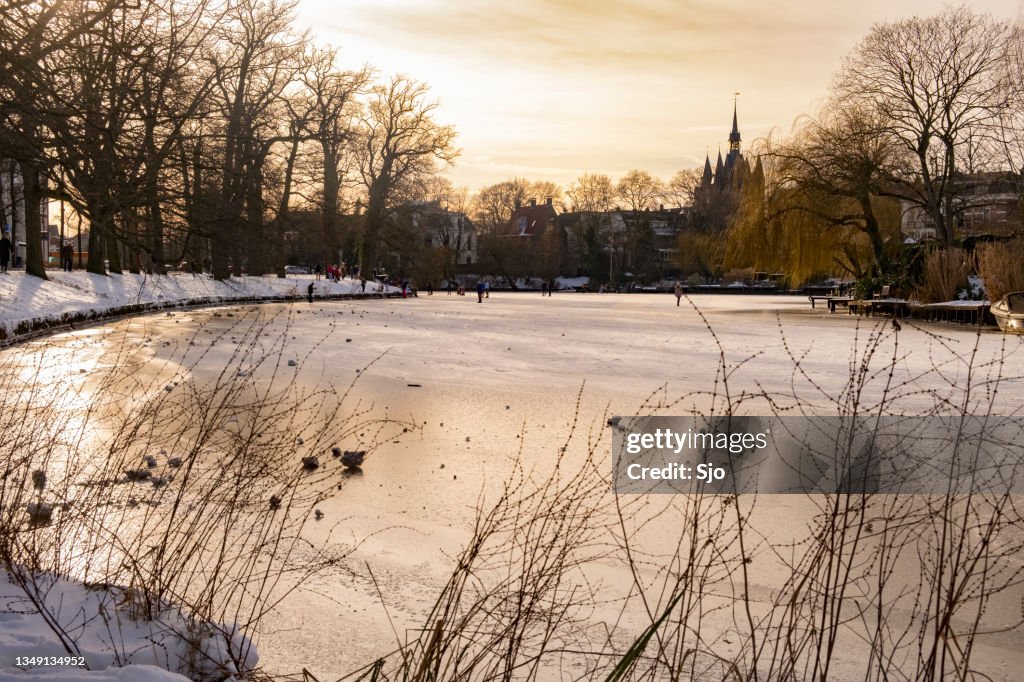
<box><xmin>499</xmin><ymin>197</ymin><xmax>565</xmax><ymax>280</ymax></box>
<box><xmin>900</xmin><ymin>172</ymin><xmax>1022</xmax><ymax>241</ymax></box>
<box><xmin>558</xmin><ymin>206</ymin><xmax>688</xmax><ymax>281</ymax></box>
<box><xmin>507</xmin><ymin>197</ymin><xmax>558</xmax><ymax>240</ymax></box>
<box><xmin>0</xmin><ymin>159</ymin><xmax>50</xmax><ymax>267</ymax></box>
<box><xmin>691</xmin><ymin>103</ymin><xmax>750</xmax><ymax>232</ymax></box>
<box><xmin>609</xmin><ymin>208</ymin><xmax>688</xmax><ymax>281</ymax></box>
<box><xmin>399</xmin><ymin>200</ymin><xmax>478</xmax><ymax>266</ymax></box>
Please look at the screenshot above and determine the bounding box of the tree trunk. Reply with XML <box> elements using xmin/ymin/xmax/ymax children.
<box><xmin>0</xmin><ymin>161</ymin><xmax>9</xmax><ymax>231</ymax></box>
<box><xmin>86</xmin><ymin>207</ymin><xmax>106</xmax><ymax>274</ymax></box>
<box><xmin>859</xmin><ymin>195</ymin><xmax>887</xmax><ymax>275</ymax></box>
<box><xmin>244</xmin><ymin>159</ymin><xmax>266</xmax><ymax>276</ymax></box>
<box><xmin>148</xmin><ymin>189</ymin><xmax>166</xmax><ymax>274</ymax></box>
<box><xmin>19</xmin><ymin>161</ymin><xmax>47</xmax><ymax>279</ymax></box>
<box><xmin>8</xmin><ymin>164</ymin><xmax>20</xmax><ymax>268</ymax></box>
<box><xmin>274</xmin><ymin>135</ymin><xmax>301</xmax><ymax>278</ymax></box>
<box><xmin>105</xmin><ymin>228</ymin><xmax>122</xmax><ymax>273</ymax></box>
<box><xmin>125</xmin><ymin>212</ymin><xmax>141</xmax><ymax>274</ymax></box>
<box><xmin>322</xmin><ymin>146</ymin><xmax>340</xmax><ymax>270</ymax></box>
<box><xmin>363</xmin><ymin>176</ymin><xmax>391</xmax><ymax>274</ymax></box>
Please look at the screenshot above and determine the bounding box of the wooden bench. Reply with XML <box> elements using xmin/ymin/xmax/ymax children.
<box><xmin>809</xmin><ymin>295</ymin><xmax>854</xmax><ymax>313</ymax></box>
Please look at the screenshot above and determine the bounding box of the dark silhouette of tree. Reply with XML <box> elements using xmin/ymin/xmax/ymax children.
<box><xmin>0</xmin><ymin>0</ymin><xmax>134</xmax><ymax>278</ymax></box>
<box><xmin>302</xmin><ymin>48</ymin><xmax>371</xmax><ymax>275</ymax></box>
<box><xmin>357</xmin><ymin>75</ymin><xmax>457</xmax><ymax>273</ymax></box>
<box><xmin>666</xmin><ymin>168</ymin><xmax>702</xmax><ymax>208</ymax></box>
<box><xmin>208</xmin><ymin>0</ymin><xmax>307</xmax><ymax>280</ymax></box>
<box><xmin>615</xmin><ymin>169</ymin><xmax>664</xmax><ymax>211</ymax></box>
<box><xmin>567</xmin><ymin>173</ymin><xmax>615</xmax><ymax>213</ymax></box>
<box><xmin>836</xmin><ymin>7</ymin><xmax>1012</xmax><ymax>246</ymax></box>
<box><xmin>769</xmin><ymin>106</ymin><xmax>901</xmax><ymax>274</ymax></box>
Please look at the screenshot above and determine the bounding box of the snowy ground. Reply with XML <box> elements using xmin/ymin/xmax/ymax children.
<box><xmin>0</xmin><ymin>270</ymin><xmax>395</xmax><ymax>342</ymax></box>
<box><xmin>3</xmin><ymin>293</ymin><xmax>1023</xmax><ymax>680</ymax></box>
<box><xmin>0</xmin><ymin>568</ymin><xmax>255</xmax><ymax>682</ymax></box>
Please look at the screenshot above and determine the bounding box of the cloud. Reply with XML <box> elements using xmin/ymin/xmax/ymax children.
<box><xmin>299</xmin><ymin>0</ymin><xmax>1020</xmax><ymax>189</ymax></box>
<box><xmin>333</xmin><ymin>0</ymin><xmax>856</xmax><ymax>73</ymax></box>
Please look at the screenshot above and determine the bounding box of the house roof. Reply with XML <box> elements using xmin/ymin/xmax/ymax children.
<box><xmin>507</xmin><ymin>203</ymin><xmax>558</xmax><ymax>237</ymax></box>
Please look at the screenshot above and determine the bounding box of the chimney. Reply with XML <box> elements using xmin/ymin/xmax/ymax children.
<box><xmin>514</xmin><ymin>199</ymin><xmax>521</xmax><ymax>209</ymax></box>
<box><xmin>529</xmin><ymin>198</ymin><xmax>537</xmax><ymax>207</ymax></box>
<box><xmin>546</xmin><ymin>197</ymin><xmax>552</xmax><ymax>207</ymax></box>
<box><xmin>659</xmin><ymin>203</ymin><xmax>664</xmax><ymax>211</ymax></box>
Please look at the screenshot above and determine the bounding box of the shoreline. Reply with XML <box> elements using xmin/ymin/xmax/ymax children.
<box><xmin>0</xmin><ymin>271</ymin><xmax>403</xmax><ymax>348</ymax></box>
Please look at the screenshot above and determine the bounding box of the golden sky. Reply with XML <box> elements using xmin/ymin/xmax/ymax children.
<box><xmin>294</xmin><ymin>0</ymin><xmax>1018</xmax><ymax>191</ymax></box>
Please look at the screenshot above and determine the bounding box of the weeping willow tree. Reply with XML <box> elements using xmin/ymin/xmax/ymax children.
<box><xmin>725</xmin><ymin>156</ymin><xmax>902</xmax><ymax>286</ymax></box>
<box><xmin>725</xmin><ymin>106</ymin><xmax>905</xmax><ymax>286</ymax></box>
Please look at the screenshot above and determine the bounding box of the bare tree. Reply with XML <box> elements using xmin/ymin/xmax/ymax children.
<box><xmin>835</xmin><ymin>7</ymin><xmax>1013</xmax><ymax>246</ymax></box>
<box><xmin>302</xmin><ymin>48</ymin><xmax>371</xmax><ymax>274</ymax></box>
<box><xmin>472</xmin><ymin>179</ymin><xmax>531</xmax><ymax>233</ymax></box>
<box><xmin>567</xmin><ymin>172</ymin><xmax>615</xmax><ymax>213</ymax></box>
<box><xmin>615</xmin><ymin>169</ymin><xmax>664</xmax><ymax>211</ymax></box>
<box><xmin>472</xmin><ymin>178</ymin><xmax>559</xmax><ymax>234</ymax></box>
<box><xmin>665</xmin><ymin>168</ymin><xmax>702</xmax><ymax>208</ymax></box>
<box><xmin>357</xmin><ymin>75</ymin><xmax>458</xmax><ymax>273</ymax></box>
<box><xmin>207</xmin><ymin>0</ymin><xmax>306</xmax><ymax>280</ymax></box>
<box><xmin>0</xmin><ymin>0</ymin><xmax>136</xmax><ymax>278</ymax></box>
<box><xmin>992</xmin><ymin>25</ymin><xmax>1024</xmax><ymax>196</ymax></box>
<box><xmin>768</xmin><ymin>105</ymin><xmax>902</xmax><ymax>274</ymax></box>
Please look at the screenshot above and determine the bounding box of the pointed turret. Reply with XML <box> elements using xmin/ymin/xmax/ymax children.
<box><xmin>715</xmin><ymin>149</ymin><xmax>724</xmax><ymax>179</ymax></box>
<box><xmin>702</xmin><ymin>154</ymin><xmax>713</xmax><ymax>186</ymax></box>
<box><xmin>729</xmin><ymin>101</ymin><xmax>741</xmax><ymax>152</ymax></box>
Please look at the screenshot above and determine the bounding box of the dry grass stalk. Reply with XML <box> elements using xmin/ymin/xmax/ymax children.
<box><xmin>976</xmin><ymin>238</ymin><xmax>1024</xmax><ymax>302</ymax></box>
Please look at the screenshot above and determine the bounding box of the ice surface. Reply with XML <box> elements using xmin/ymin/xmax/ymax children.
<box><xmin>4</xmin><ymin>292</ymin><xmax>1022</xmax><ymax>680</ymax></box>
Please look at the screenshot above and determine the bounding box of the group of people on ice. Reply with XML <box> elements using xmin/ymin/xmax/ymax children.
<box><xmin>314</xmin><ymin>263</ymin><xmax>351</xmax><ymax>282</ymax></box>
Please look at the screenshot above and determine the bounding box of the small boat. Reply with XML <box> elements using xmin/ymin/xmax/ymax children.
<box><xmin>991</xmin><ymin>292</ymin><xmax>1024</xmax><ymax>333</ymax></box>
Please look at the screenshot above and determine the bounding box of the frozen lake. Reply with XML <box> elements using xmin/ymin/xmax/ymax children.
<box><xmin>7</xmin><ymin>293</ymin><xmax>1024</xmax><ymax>680</ymax></box>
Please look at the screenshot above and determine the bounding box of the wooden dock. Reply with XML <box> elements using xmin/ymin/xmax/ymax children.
<box><xmin>911</xmin><ymin>301</ymin><xmax>990</xmax><ymax>326</ymax></box>
<box><xmin>848</xmin><ymin>298</ymin><xmax>911</xmax><ymax>318</ymax></box>
<box><xmin>817</xmin><ymin>298</ymin><xmax>991</xmax><ymax>326</ymax></box>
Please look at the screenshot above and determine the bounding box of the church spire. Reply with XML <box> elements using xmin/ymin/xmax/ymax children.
<box><xmin>702</xmin><ymin>153</ymin><xmax>713</xmax><ymax>185</ymax></box>
<box><xmin>728</xmin><ymin>94</ymin><xmax>741</xmax><ymax>153</ymax></box>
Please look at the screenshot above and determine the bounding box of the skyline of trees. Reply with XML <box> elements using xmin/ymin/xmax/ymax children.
<box><xmin>2</xmin><ymin>3</ymin><xmax>1023</xmax><ymax>286</ymax></box>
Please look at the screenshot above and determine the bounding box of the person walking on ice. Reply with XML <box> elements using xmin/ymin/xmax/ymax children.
<box><xmin>674</xmin><ymin>281</ymin><xmax>683</xmax><ymax>306</ymax></box>
<box><xmin>307</xmin><ymin>282</ymin><xmax>315</xmax><ymax>303</ymax></box>
<box><xmin>476</xmin><ymin>280</ymin><xmax>485</xmax><ymax>303</ymax></box>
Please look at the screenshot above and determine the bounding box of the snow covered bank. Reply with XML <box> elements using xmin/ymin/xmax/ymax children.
<box><xmin>0</xmin><ymin>567</ymin><xmax>255</xmax><ymax>681</ymax></box>
<box><xmin>0</xmin><ymin>271</ymin><xmax>398</xmax><ymax>344</ymax></box>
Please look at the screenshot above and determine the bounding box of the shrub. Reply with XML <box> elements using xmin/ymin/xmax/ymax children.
<box><xmin>916</xmin><ymin>247</ymin><xmax>970</xmax><ymax>303</ymax></box>
<box><xmin>976</xmin><ymin>237</ymin><xmax>1024</xmax><ymax>302</ymax></box>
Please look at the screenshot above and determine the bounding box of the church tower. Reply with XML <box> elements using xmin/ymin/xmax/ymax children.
<box><xmin>689</xmin><ymin>100</ymin><xmax>747</xmax><ymax>232</ymax></box>
<box><xmin>725</xmin><ymin>100</ymin><xmax>742</xmax><ymax>170</ymax></box>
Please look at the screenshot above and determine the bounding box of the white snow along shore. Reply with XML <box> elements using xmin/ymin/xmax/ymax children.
<box><xmin>0</xmin><ymin>271</ymin><xmax>397</xmax><ymax>342</ymax></box>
